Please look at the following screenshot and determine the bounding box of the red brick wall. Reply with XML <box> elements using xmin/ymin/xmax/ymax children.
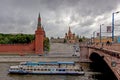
<box><xmin>0</xmin><ymin>41</ymin><xmax>35</xmax><ymax>54</ymax></box>
<box><xmin>0</xmin><ymin>28</ymin><xmax>44</xmax><ymax>54</ymax></box>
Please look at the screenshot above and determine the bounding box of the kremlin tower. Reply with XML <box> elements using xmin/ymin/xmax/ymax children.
<box><xmin>35</xmin><ymin>13</ymin><xmax>45</xmax><ymax>54</ymax></box>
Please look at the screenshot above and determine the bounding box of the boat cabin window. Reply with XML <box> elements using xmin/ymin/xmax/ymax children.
<box><xmin>59</xmin><ymin>69</ymin><xmax>65</xmax><ymax>71</ymax></box>
<box><xmin>48</xmin><ymin>69</ymin><xmax>50</xmax><ymax>71</ymax></box>
<box><xmin>41</xmin><ymin>69</ymin><xmax>43</xmax><ymax>71</ymax></box>
<box><xmin>70</xmin><ymin>69</ymin><xmax>73</xmax><ymax>71</ymax></box>
<box><xmin>11</xmin><ymin>68</ymin><xmax>18</xmax><ymax>70</ymax></box>
<box><xmin>34</xmin><ymin>69</ymin><xmax>37</xmax><ymax>71</ymax></box>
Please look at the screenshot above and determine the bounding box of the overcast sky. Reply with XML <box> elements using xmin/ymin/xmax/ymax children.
<box><xmin>0</xmin><ymin>0</ymin><xmax>120</xmax><ymax>38</ymax></box>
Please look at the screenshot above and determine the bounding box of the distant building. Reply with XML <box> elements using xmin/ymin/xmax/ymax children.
<box><xmin>94</xmin><ymin>37</ymin><xmax>112</xmax><ymax>43</ymax></box>
<box><xmin>50</xmin><ymin>27</ymin><xmax>79</xmax><ymax>43</ymax></box>
<box><xmin>65</xmin><ymin>27</ymin><xmax>78</xmax><ymax>43</ymax></box>
<box><xmin>94</xmin><ymin>36</ymin><xmax>119</xmax><ymax>43</ymax></box>
<box><xmin>50</xmin><ymin>38</ymin><xmax>65</xmax><ymax>43</ymax></box>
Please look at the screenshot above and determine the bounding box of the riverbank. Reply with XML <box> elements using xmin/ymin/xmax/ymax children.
<box><xmin>0</xmin><ymin>55</ymin><xmax>78</xmax><ymax>62</ymax></box>
<box><xmin>0</xmin><ymin>55</ymin><xmax>91</xmax><ymax>63</ymax></box>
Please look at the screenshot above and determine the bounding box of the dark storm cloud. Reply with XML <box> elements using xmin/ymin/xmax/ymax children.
<box><xmin>0</xmin><ymin>0</ymin><xmax>120</xmax><ymax>37</ymax></box>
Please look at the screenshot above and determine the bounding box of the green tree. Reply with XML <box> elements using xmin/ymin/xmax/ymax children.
<box><xmin>82</xmin><ymin>36</ymin><xmax>86</xmax><ymax>40</ymax></box>
<box><xmin>0</xmin><ymin>33</ymin><xmax>35</xmax><ymax>44</ymax></box>
<box><xmin>64</xmin><ymin>39</ymin><xmax>67</xmax><ymax>43</ymax></box>
<box><xmin>79</xmin><ymin>38</ymin><xmax>83</xmax><ymax>42</ymax></box>
<box><xmin>44</xmin><ymin>37</ymin><xmax>50</xmax><ymax>52</ymax></box>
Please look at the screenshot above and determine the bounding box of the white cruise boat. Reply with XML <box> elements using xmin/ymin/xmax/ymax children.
<box><xmin>8</xmin><ymin>61</ymin><xmax>85</xmax><ymax>75</ymax></box>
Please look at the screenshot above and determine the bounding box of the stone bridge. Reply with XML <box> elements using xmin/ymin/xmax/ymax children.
<box><xmin>80</xmin><ymin>43</ymin><xmax>120</xmax><ymax>80</ymax></box>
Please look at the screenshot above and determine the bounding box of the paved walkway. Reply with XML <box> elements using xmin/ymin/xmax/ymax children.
<box><xmin>48</xmin><ymin>43</ymin><xmax>80</xmax><ymax>57</ymax></box>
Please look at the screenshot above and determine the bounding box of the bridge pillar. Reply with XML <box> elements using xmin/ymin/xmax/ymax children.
<box><xmin>80</xmin><ymin>46</ymin><xmax>89</xmax><ymax>60</ymax></box>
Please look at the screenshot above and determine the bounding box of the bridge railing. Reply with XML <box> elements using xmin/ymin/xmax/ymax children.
<box><xmin>89</xmin><ymin>46</ymin><xmax>120</xmax><ymax>59</ymax></box>
<box><xmin>79</xmin><ymin>42</ymin><xmax>88</xmax><ymax>48</ymax></box>
<box><xmin>79</xmin><ymin>42</ymin><xmax>120</xmax><ymax>59</ymax></box>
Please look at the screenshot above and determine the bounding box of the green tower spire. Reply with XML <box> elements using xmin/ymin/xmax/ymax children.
<box><xmin>37</xmin><ymin>13</ymin><xmax>41</xmax><ymax>28</ymax></box>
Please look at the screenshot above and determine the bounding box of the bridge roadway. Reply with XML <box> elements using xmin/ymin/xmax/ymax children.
<box><xmin>80</xmin><ymin>43</ymin><xmax>120</xmax><ymax>80</ymax></box>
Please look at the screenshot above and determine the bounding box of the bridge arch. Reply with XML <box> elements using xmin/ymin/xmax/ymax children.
<box><xmin>80</xmin><ymin>44</ymin><xmax>120</xmax><ymax>79</ymax></box>
<box><xmin>89</xmin><ymin>52</ymin><xmax>117</xmax><ymax>79</ymax></box>
<box><xmin>89</xmin><ymin>52</ymin><xmax>104</xmax><ymax>62</ymax></box>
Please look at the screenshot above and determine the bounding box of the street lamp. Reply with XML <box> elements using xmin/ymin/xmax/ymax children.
<box><xmin>90</xmin><ymin>34</ymin><xmax>93</xmax><ymax>44</ymax></box>
<box><xmin>112</xmin><ymin>11</ymin><xmax>120</xmax><ymax>42</ymax></box>
<box><xmin>93</xmin><ymin>31</ymin><xmax>96</xmax><ymax>43</ymax></box>
<box><xmin>100</xmin><ymin>24</ymin><xmax>104</xmax><ymax>43</ymax></box>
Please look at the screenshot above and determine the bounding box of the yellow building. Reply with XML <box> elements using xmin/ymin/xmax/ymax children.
<box><xmin>94</xmin><ymin>37</ymin><xmax>112</xmax><ymax>43</ymax></box>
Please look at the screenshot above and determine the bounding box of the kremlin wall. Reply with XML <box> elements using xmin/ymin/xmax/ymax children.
<box><xmin>0</xmin><ymin>13</ymin><xmax>45</xmax><ymax>55</ymax></box>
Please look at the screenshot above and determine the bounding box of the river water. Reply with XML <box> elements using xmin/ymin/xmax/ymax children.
<box><xmin>0</xmin><ymin>62</ymin><xmax>117</xmax><ymax>80</ymax></box>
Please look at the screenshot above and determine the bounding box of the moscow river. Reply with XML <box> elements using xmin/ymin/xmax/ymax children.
<box><xmin>0</xmin><ymin>62</ymin><xmax>117</xmax><ymax>80</ymax></box>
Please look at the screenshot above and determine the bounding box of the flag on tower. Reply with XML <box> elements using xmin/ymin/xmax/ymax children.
<box><xmin>107</xmin><ymin>26</ymin><xmax>111</xmax><ymax>33</ymax></box>
<box><xmin>97</xmin><ymin>33</ymin><xmax>100</xmax><ymax>36</ymax></box>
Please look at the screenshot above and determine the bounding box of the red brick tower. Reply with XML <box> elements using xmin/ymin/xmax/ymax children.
<box><xmin>35</xmin><ymin>13</ymin><xmax>44</xmax><ymax>54</ymax></box>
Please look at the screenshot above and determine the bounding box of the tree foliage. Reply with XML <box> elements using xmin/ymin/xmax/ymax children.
<box><xmin>79</xmin><ymin>36</ymin><xmax>86</xmax><ymax>42</ymax></box>
<box><xmin>44</xmin><ymin>37</ymin><xmax>50</xmax><ymax>51</ymax></box>
<box><xmin>0</xmin><ymin>33</ymin><xmax>35</xmax><ymax>44</ymax></box>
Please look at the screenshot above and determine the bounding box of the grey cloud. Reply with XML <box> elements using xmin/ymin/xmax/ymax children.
<box><xmin>0</xmin><ymin>0</ymin><xmax>120</xmax><ymax>37</ymax></box>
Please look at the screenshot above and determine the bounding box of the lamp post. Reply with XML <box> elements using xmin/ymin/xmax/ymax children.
<box><xmin>112</xmin><ymin>11</ymin><xmax>120</xmax><ymax>42</ymax></box>
<box><xmin>93</xmin><ymin>31</ymin><xmax>96</xmax><ymax>44</ymax></box>
<box><xmin>90</xmin><ymin>34</ymin><xmax>93</xmax><ymax>44</ymax></box>
<box><xmin>100</xmin><ymin>24</ymin><xmax>104</xmax><ymax>43</ymax></box>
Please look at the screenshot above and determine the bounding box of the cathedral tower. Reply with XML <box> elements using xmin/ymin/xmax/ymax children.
<box><xmin>65</xmin><ymin>27</ymin><xmax>76</xmax><ymax>43</ymax></box>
